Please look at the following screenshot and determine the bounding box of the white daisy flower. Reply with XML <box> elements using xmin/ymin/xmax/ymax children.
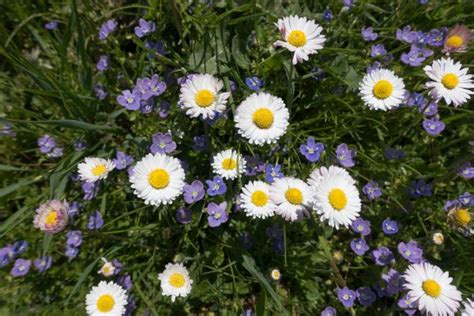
<box><xmin>211</xmin><ymin>149</ymin><xmax>246</xmax><ymax>180</ymax></box>
<box><xmin>424</xmin><ymin>57</ymin><xmax>474</xmax><ymax>107</ymax></box>
<box><xmin>240</xmin><ymin>180</ymin><xmax>276</xmax><ymax>219</ymax></box>
<box><xmin>359</xmin><ymin>68</ymin><xmax>406</xmax><ymax>110</ymax></box>
<box><xmin>130</xmin><ymin>153</ymin><xmax>185</xmax><ymax>206</ymax></box>
<box><xmin>98</xmin><ymin>258</ymin><xmax>115</xmax><ymax>277</ymax></box>
<box><xmin>308</xmin><ymin>166</ymin><xmax>361</xmax><ymax>229</ymax></box>
<box><xmin>403</xmin><ymin>262</ymin><xmax>462</xmax><ymax>316</ymax></box>
<box><xmin>461</xmin><ymin>298</ymin><xmax>474</xmax><ymax>316</ymax></box>
<box><xmin>270</xmin><ymin>268</ymin><xmax>281</xmax><ymax>281</ymax></box>
<box><xmin>78</xmin><ymin>157</ymin><xmax>115</xmax><ymax>183</ymax></box>
<box><xmin>269</xmin><ymin>177</ymin><xmax>313</xmax><ymax>222</ymax></box>
<box><xmin>234</xmin><ymin>92</ymin><xmax>289</xmax><ymax>145</ymax></box>
<box><xmin>273</xmin><ymin>15</ymin><xmax>326</xmax><ymax>65</ymax></box>
<box><xmin>179</xmin><ymin>73</ymin><xmax>230</xmax><ymax>119</ymax></box>
<box><xmin>158</xmin><ymin>262</ymin><xmax>193</xmax><ymax>302</ymax></box>
<box><xmin>85</xmin><ymin>281</ymin><xmax>127</xmax><ymax>316</ymax></box>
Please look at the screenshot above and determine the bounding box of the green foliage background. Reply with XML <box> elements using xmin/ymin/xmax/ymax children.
<box><xmin>0</xmin><ymin>0</ymin><xmax>473</xmax><ymax>315</ymax></box>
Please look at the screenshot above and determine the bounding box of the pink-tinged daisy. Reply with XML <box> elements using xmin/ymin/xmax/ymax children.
<box><xmin>33</xmin><ymin>200</ymin><xmax>69</xmax><ymax>234</ymax></box>
<box><xmin>443</xmin><ymin>24</ymin><xmax>472</xmax><ymax>54</ymax></box>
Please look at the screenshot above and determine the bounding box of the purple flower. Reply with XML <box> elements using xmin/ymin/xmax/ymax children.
<box><xmin>356</xmin><ymin>286</ymin><xmax>376</xmax><ymax>307</ymax></box>
<box><xmin>351</xmin><ymin>218</ymin><xmax>371</xmax><ymax>235</ymax></box>
<box><xmin>150</xmin><ymin>132</ymin><xmax>177</xmax><ymax>154</ymax></box>
<box><xmin>207</xmin><ymin>202</ymin><xmax>228</xmax><ymax>227</ymax></box>
<box><xmin>419</xmin><ymin>101</ymin><xmax>438</xmax><ymax>116</ymax></box>
<box><xmin>136</xmin><ymin>75</ymin><xmax>166</xmax><ymax>100</ymax></box>
<box><xmin>68</xmin><ymin>202</ymin><xmax>81</xmax><ymax>218</ymax></box>
<box><xmin>96</xmin><ymin>55</ymin><xmax>109</xmax><ymax>71</ymax></box>
<box><xmin>404</xmin><ymin>91</ymin><xmax>426</xmax><ymax>107</ymax></box>
<box><xmin>459</xmin><ymin>192</ymin><xmax>473</xmax><ymax>206</ymax></box>
<box><xmin>113</xmin><ymin>151</ymin><xmax>133</xmax><ymax>170</ymax></box>
<box><xmin>157</xmin><ymin>101</ymin><xmax>170</xmax><ymax>118</ymax></box>
<box><xmin>34</xmin><ymin>256</ymin><xmax>52</xmax><ymax>273</ymax></box>
<box><xmin>427</xmin><ymin>28</ymin><xmax>446</xmax><ymax>47</ymax></box>
<box><xmin>145</xmin><ymin>40</ymin><xmax>165</xmax><ymax>56</ymax></box>
<box><xmin>74</xmin><ymin>140</ymin><xmax>86</xmax><ymax>151</ymax></box>
<box><xmin>65</xmin><ymin>245</ymin><xmax>79</xmax><ymax>259</ymax></box>
<box><xmin>350</xmin><ymin>238</ymin><xmax>369</xmax><ymax>256</ymax></box>
<box><xmin>44</xmin><ymin>21</ymin><xmax>58</xmax><ymax>30</ymax></box>
<box><xmin>382</xmin><ymin>269</ymin><xmax>403</xmax><ymax>296</ymax></box>
<box><xmin>13</xmin><ymin>241</ymin><xmax>28</xmax><ymax>255</ymax></box>
<box><xmin>336</xmin><ymin>143</ymin><xmax>356</xmax><ymax>167</ymax></box>
<box><xmin>117</xmin><ymin>89</ymin><xmax>141</xmax><ymax>110</ymax></box>
<box><xmin>300</xmin><ymin>137</ymin><xmax>324</xmax><ymax>162</ymax></box>
<box><xmin>117</xmin><ymin>274</ymin><xmax>133</xmax><ymax>291</ymax></box>
<box><xmin>206</xmin><ymin>176</ymin><xmax>227</xmax><ymax>196</ymax></box>
<box><xmin>266</xmin><ymin>224</ymin><xmax>283</xmax><ymax>240</ymax></box>
<box><xmin>398</xmin><ymin>241</ymin><xmax>423</xmax><ymax>263</ymax></box>
<box><xmin>382</xmin><ymin>218</ymin><xmax>399</xmax><ymax>235</ymax></box>
<box><xmin>363</xmin><ymin>181</ymin><xmax>382</xmax><ymax>200</ymax></box>
<box><xmin>176</xmin><ymin>207</ymin><xmax>192</xmax><ymax>224</ymax></box>
<box><xmin>87</xmin><ymin>211</ymin><xmax>104</xmax><ymax>230</ymax></box>
<box><xmin>183</xmin><ymin>180</ymin><xmax>205</xmax><ymax>204</ymax></box>
<box><xmin>370</xmin><ymin>44</ymin><xmax>387</xmax><ymax>57</ymax></box>
<box><xmin>409</xmin><ymin>179</ymin><xmax>432</xmax><ymax>198</ymax></box>
<box><xmin>48</xmin><ymin>147</ymin><xmax>64</xmax><ymax>158</ymax></box>
<box><xmin>337</xmin><ymin>287</ymin><xmax>356</xmax><ymax>308</ymax></box>
<box><xmin>459</xmin><ymin>162</ymin><xmax>474</xmax><ymax>180</ymax></box>
<box><xmin>82</xmin><ymin>181</ymin><xmax>99</xmax><ymax>200</ymax></box>
<box><xmin>245</xmin><ymin>76</ymin><xmax>264</xmax><ymax>91</ymax></box>
<box><xmin>384</xmin><ymin>147</ymin><xmax>405</xmax><ymax>160</ymax></box>
<box><xmin>67</xmin><ymin>230</ymin><xmax>83</xmax><ymax>247</ymax></box>
<box><xmin>0</xmin><ymin>124</ymin><xmax>16</xmax><ymax>137</ymax></box>
<box><xmin>139</xmin><ymin>98</ymin><xmax>155</xmax><ymax>113</ymax></box>
<box><xmin>134</xmin><ymin>18</ymin><xmax>156</xmax><ymax>38</ymax></box>
<box><xmin>322</xmin><ymin>10</ymin><xmax>333</xmax><ymax>22</ymax></box>
<box><xmin>192</xmin><ymin>135</ymin><xmax>208</xmax><ymax>152</ymax></box>
<box><xmin>398</xmin><ymin>293</ymin><xmax>418</xmax><ymax>315</ymax></box>
<box><xmin>362</xmin><ymin>27</ymin><xmax>378</xmax><ymax>41</ymax></box>
<box><xmin>0</xmin><ymin>246</ymin><xmax>14</xmax><ymax>268</ymax></box>
<box><xmin>10</xmin><ymin>259</ymin><xmax>31</xmax><ymax>277</ymax></box>
<box><xmin>311</xmin><ymin>66</ymin><xmax>326</xmax><ymax>80</ymax></box>
<box><xmin>372</xmin><ymin>247</ymin><xmax>394</xmax><ymax>266</ymax></box>
<box><xmin>98</xmin><ymin>19</ymin><xmax>117</xmax><ymax>40</ymax></box>
<box><xmin>422</xmin><ymin>117</ymin><xmax>445</xmax><ymax>136</ymax></box>
<box><xmin>444</xmin><ymin>199</ymin><xmax>461</xmax><ymax>211</ymax></box>
<box><xmin>419</xmin><ymin>0</ymin><xmax>429</xmax><ymax>4</ymax></box>
<box><xmin>94</xmin><ymin>84</ymin><xmax>108</xmax><ymax>100</ymax></box>
<box><xmin>38</xmin><ymin>134</ymin><xmax>56</xmax><ymax>154</ymax></box>
<box><xmin>342</xmin><ymin>0</ymin><xmax>354</xmax><ymax>8</ymax></box>
<box><xmin>244</xmin><ymin>155</ymin><xmax>265</xmax><ymax>176</ymax></box>
<box><xmin>396</xmin><ymin>26</ymin><xmax>418</xmax><ymax>44</ymax></box>
<box><xmin>401</xmin><ymin>45</ymin><xmax>432</xmax><ymax>67</ymax></box>
<box><xmin>265</xmin><ymin>164</ymin><xmax>284</xmax><ymax>183</ymax></box>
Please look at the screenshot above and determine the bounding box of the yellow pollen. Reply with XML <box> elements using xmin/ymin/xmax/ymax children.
<box><xmin>422</xmin><ymin>279</ymin><xmax>441</xmax><ymax>298</ymax></box>
<box><xmin>169</xmin><ymin>272</ymin><xmax>186</xmax><ymax>288</ymax></box>
<box><xmin>372</xmin><ymin>80</ymin><xmax>393</xmax><ymax>99</ymax></box>
<box><xmin>454</xmin><ymin>209</ymin><xmax>471</xmax><ymax>225</ymax></box>
<box><xmin>285</xmin><ymin>188</ymin><xmax>303</xmax><ymax>205</ymax></box>
<box><xmin>252</xmin><ymin>108</ymin><xmax>274</xmax><ymax>129</ymax></box>
<box><xmin>251</xmin><ymin>190</ymin><xmax>269</xmax><ymax>207</ymax></box>
<box><xmin>446</xmin><ymin>35</ymin><xmax>463</xmax><ymax>48</ymax></box>
<box><xmin>195</xmin><ymin>89</ymin><xmax>215</xmax><ymax>108</ymax></box>
<box><xmin>328</xmin><ymin>188</ymin><xmax>347</xmax><ymax>211</ymax></box>
<box><xmin>222</xmin><ymin>158</ymin><xmax>237</xmax><ymax>170</ymax></box>
<box><xmin>45</xmin><ymin>211</ymin><xmax>58</xmax><ymax>226</ymax></box>
<box><xmin>96</xmin><ymin>294</ymin><xmax>115</xmax><ymax>312</ymax></box>
<box><xmin>441</xmin><ymin>73</ymin><xmax>459</xmax><ymax>90</ymax></box>
<box><xmin>92</xmin><ymin>164</ymin><xmax>107</xmax><ymax>176</ymax></box>
<box><xmin>287</xmin><ymin>30</ymin><xmax>307</xmax><ymax>47</ymax></box>
<box><xmin>148</xmin><ymin>168</ymin><xmax>170</xmax><ymax>189</ymax></box>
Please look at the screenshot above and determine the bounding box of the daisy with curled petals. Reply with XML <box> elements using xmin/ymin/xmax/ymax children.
<box><xmin>403</xmin><ymin>262</ymin><xmax>462</xmax><ymax>316</ymax></box>
<box><xmin>240</xmin><ymin>180</ymin><xmax>276</xmax><ymax>219</ymax></box>
<box><xmin>130</xmin><ymin>153</ymin><xmax>185</xmax><ymax>206</ymax></box>
<box><xmin>78</xmin><ymin>157</ymin><xmax>115</xmax><ymax>183</ymax></box>
<box><xmin>269</xmin><ymin>177</ymin><xmax>313</xmax><ymax>222</ymax></box>
<box><xmin>461</xmin><ymin>298</ymin><xmax>474</xmax><ymax>316</ymax></box>
<box><xmin>424</xmin><ymin>57</ymin><xmax>474</xmax><ymax>107</ymax></box>
<box><xmin>359</xmin><ymin>68</ymin><xmax>406</xmax><ymax>110</ymax></box>
<box><xmin>179</xmin><ymin>73</ymin><xmax>230</xmax><ymax>119</ymax></box>
<box><xmin>308</xmin><ymin>166</ymin><xmax>361</xmax><ymax>229</ymax></box>
<box><xmin>33</xmin><ymin>200</ymin><xmax>69</xmax><ymax>234</ymax></box>
<box><xmin>158</xmin><ymin>262</ymin><xmax>193</xmax><ymax>302</ymax></box>
<box><xmin>85</xmin><ymin>280</ymin><xmax>128</xmax><ymax>316</ymax></box>
<box><xmin>212</xmin><ymin>149</ymin><xmax>246</xmax><ymax>180</ymax></box>
<box><xmin>273</xmin><ymin>15</ymin><xmax>326</xmax><ymax>65</ymax></box>
<box><xmin>443</xmin><ymin>24</ymin><xmax>472</xmax><ymax>54</ymax></box>
<box><xmin>234</xmin><ymin>92</ymin><xmax>289</xmax><ymax>145</ymax></box>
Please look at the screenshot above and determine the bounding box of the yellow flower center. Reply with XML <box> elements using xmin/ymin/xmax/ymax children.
<box><xmin>96</xmin><ymin>294</ymin><xmax>115</xmax><ymax>312</ymax></box>
<box><xmin>441</xmin><ymin>73</ymin><xmax>459</xmax><ymax>90</ymax></box>
<box><xmin>252</xmin><ymin>108</ymin><xmax>274</xmax><ymax>129</ymax></box>
<box><xmin>45</xmin><ymin>211</ymin><xmax>58</xmax><ymax>226</ymax></box>
<box><xmin>285</xmin><ymin>188</ymin><xmax>303</xmax><ymax>205</ymax></box>
<box><xmin>446</xmin><ymin>35</ymin><xmax>463</xmax><ymax>48</ymax></box>
<box><xmin>422</xmin><ymin>279</ymin><xmax>441</xmax><ymax>298</ymax></box>
<box><xmin>372</xmin><ymin>80</ymin><xmax>393</xmax><ymax>99</ymax></box>
<box><xmin>169</xmin><ymin>272</ymin><xmax>186</xmax><ymax>288</ymax></box>
<box><xmin>287</xmin><ymin>30</ymin><xmax>307</xmax><ymax>47</ymax></box>
<box><xmin>328</xmin><ymin>188</ymin><xmax>347</xmax><ymax>211</ymax></box>
<box><xmin>92</xmin><ymin>164</ymin><xmax>107</xmax><ymax>176</ymax></box>
<box><xmin>454</xmin><ymin>209</ymin><xmax>471</xmax><ymax>225</ymax></box>
<box><xmin>222</xmin><ymin>158</ymin><xmax>237</xmax><ymax>170</ymax></box>
<box><xmin>148</xmin><ymin>168</ymin><xmax>170</xmax><ymax>189</ymax></box>
<box><xmin>251</xmin><ymin>190</ymin><xmax>269</xmax><ymax>207</ymax></box>
<box><xmin>195</xmin><ymin>89</ymin><xmax>215</xmax><ymax>108</ymax></box>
